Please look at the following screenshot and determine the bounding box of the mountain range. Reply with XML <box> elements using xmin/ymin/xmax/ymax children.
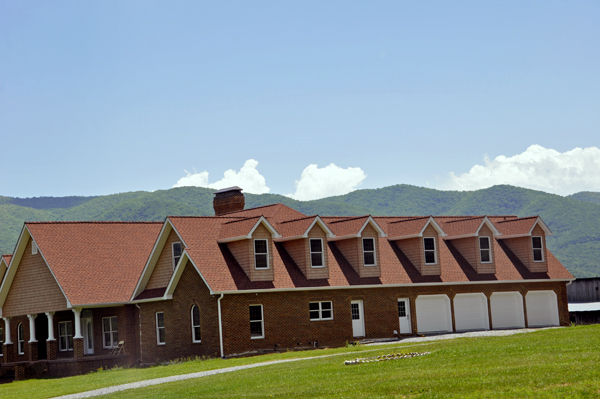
<box><xmin>1</xmin><ymin>184</ymin><xmax>599</xmax><ymax>277</ymax></box>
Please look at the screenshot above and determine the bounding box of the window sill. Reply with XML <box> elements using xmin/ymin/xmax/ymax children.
<box><xmin>192</xmin><ymin>340</ymin><xmax>202</xmax><ymax>344</ymax></box>
<box><xmin>157</xmin><ymin>343</ymin><xmax>166</xmax><ymax>346</ymax></box>
<box><xmin>364</xmin><ymin>264</ymin><xmax>377</xmax><ymax>267</ymax></box>
<box><xmin>310</xmin><ymin>265</ymin><xmax>326</xmax><ymax>268</ymax></box>
<box><xmin>251</xmin><ymin>336</ymin><xmax>265</xmax><ymax>340</ymax></box>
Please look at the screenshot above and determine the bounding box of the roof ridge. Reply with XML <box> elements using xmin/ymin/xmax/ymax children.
<box><xmin>223</xmin><ymin>216</ymin><xmax>262</xmax><ymax>225</ymax></box>
<box><xmin>328</xmin><ymin>215</ymin><xmax>370</xmax><ymax>224</ymax></box>
<box><xmin>496</xmin><ymin>215</ymin><xmax>539</xmax><ymax>224</ymax></box>
<box><xmin>388</xmin><ymin>216</ymin><xmax>431</xmax><ymax>224</ymax></box>
<box><xmin>216</xmin><ymin>203</ymin><xmax>282</xmax><ymax>216</ymax></box>
<box><xmin>26</xmin><ymin>221</ymin><xmax>163</xmax><ymax>225</ymax></box>
<box><xmin>443</xmin><ymin>216</ymin><xmax>484</xmax><ymax>224</ymax></box>
<box><xmin>279</xmin><ymin>215</ymin><xmax>317</xmax><ymax>224</ymax></box>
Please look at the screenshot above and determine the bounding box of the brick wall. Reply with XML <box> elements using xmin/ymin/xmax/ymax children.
<box><xmin>219</xmin><ymin>281</ymin><xmax>569</xmax><ymax>356</ymax></box>
<box><xmin>138</xmin><ymin>262</ymin><xmax>220</xmax><ymax>364</ymax></box>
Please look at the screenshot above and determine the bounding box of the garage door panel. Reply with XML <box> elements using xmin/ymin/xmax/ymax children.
<box><xmin>416</xmin><ymin>295</ymin><xmax>452</xmax><ymax>333</ymax></box>
<box><xmin>490</xmin><ymin>291</ymin><xmax>525</xmax><ymax>329</ymax></box>
<box><xmin>526</xmin><ymin>291</ymin><xmax>559</xmax><ymax>327</ymax></box>
<box><xmin>454</xmin><ymin>293</ymin><xmax>489</xmax><ymax>332</ymax></box>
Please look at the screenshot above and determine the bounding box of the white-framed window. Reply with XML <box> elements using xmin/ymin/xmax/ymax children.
<box><xmin>102</xmin><ymin>316</ymin><xmax>119</xmax><ymax>348</ymax></box>
<box><xmin>254</xmin><ymin>239</ymin><xmax>269</xmax><ymax>269</ymax></box>
<box><xmin>0</xmin><ymin>326</ymin><xmax>4</xmax><ymax>354</ymax></box>
<box><xmin>172</xmin><ymin>242</ymin><xmax>182</xmax><ymax>270</ymax></box>
<box><xmin>532</xmin><ymin>236</ymin><xmax>544</xmax><ymax>262</ymax></box>
<box><xmin>309</xmin><ymin>301</ymin><xmax>333</xmax><ymax>321</ymax></box>
<box><xmin>423</xmin><ymin>237</ymin><xmax>437</xmax><ymax>265</ymax></box>
<box><xmin>362</xmin><ymin>238</ymin><xmax>376</xmax><ymax>266</ymax></box>
<box><xmin>479</xmin><ymin>237</ymin><xmax>492</xmax><ymax>263</ymax></box>
<box><xmin>58</xmin><ymin>321</ymin><xmax>74</xmax><ymax>351</ymax></box>
<box><xmin>310</xmin><ymin>238</ymin><xmax>324</xmax><ymax>268</ymax></box>
<box><xmin>156</xmin><ymin>312</ymin><xmax>165</xmax><ymax>345</ymax></box>
<box><xmin>17</xmin><ymin>323</ymin><xmax>24</xmax><ymax>354</ymax></box>
<box><xmin>249</xmin><ymin>305</ymin><xmax>264</xmax><ymax>339</ymax></box>
<box><xmin>191</xmin><ymin>305</ymin><xmax>201</xmax><ymax>343</ymax></box>
<box><xmin>32</xmin><ymin>241</ymin><xmax>38</xmax><ymax>255</ymax></box>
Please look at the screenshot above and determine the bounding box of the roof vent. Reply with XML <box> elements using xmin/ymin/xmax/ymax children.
<box><xmin>213</xmin><ymin>186</ymin><xmax>245</xmax><ymax>216</ymax></box>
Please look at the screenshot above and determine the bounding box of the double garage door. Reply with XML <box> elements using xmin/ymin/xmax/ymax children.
<box><xmin>416</xmin><ymin>290</ymin><xmax>559</xmax><ymax>333</ymax></box>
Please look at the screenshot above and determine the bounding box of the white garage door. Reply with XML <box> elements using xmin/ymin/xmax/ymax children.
<box><xmin>526</xmin><ymin>290</ymin><xmax>559</xmax><ymax>327</ymax></box>
<box><xmin>454</xmin><ymin>293</ymin><xmax>490</xmax><ymax>332</ymax></box>
<box><xmin>416</xmin><ymin>294</ymin><xmax>452</xmax><ymax>333</ymax></box>
<box><xmin>490</xmin><ymin>291</ymin><xmax>525</xmax><ymax>329</ymax></box>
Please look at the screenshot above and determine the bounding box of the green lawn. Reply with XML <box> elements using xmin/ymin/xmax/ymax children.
<box><xmin>2</xmin><ymin>325</ymin><xmax>600</xmax><ymax>398</ymax></box>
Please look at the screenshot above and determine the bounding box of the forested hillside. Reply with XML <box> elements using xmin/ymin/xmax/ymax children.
<box><xmin>1</xmin><ymin>184</ymin><xmax>599</xmax><ymax>277</ymax></box>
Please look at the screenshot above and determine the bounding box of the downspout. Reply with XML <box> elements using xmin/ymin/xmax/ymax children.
<box><xmin>135</xmin><ymin>304</ymin><xmax>143</xmax><ymax>364</ymax></box>
<box><xmin>217</xmin><ymin>293</ymin><xmax>225</xmax><ymax>358</ymax></box>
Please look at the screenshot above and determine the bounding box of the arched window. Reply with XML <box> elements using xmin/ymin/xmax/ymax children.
<box><xmin>191</xmin><ymin>305</ymin><xmax>201</xmax><ymax>343</ymax></box>
<box><xmin>17</xmin><ymin>323</ymin><xmax>25</xmax><ymax>355</ymax></box>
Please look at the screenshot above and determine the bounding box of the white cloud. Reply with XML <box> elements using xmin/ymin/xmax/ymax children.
<box><xmin>444</xmin><ymin>145</ymin><xmax>600</xmax><ymax>195</ymax></box>
<box><xmin>173</xmin><ymin>159</ymin><xmax>270</xmax><ymax>194</ymax></box>
<box><xmin>288</xmin><ymin>163</ymin><xmax>367</xmax><ymax>201</ymax></box>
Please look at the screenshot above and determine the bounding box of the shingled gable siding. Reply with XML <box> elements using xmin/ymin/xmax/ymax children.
<box><xmin>282</xmin><ymin>224</ymin><xmax>330</xmax><ymax>279</ymax></box>
<box><xmin>502</xmin><ymin>225</ymin><xmax>548</xmax><ymax>273</ymax></box>
<box><xmin>333</xmin><ymin>224</ymin><xmax>381</xmax><ymax>278</ymax></box>
<box><xmin>219</xmin><ymin>281</ymin><xmax>570</xmax><ymax>356</ymax></box>
<box><xmin>393</xmin><ymin>225</ymin><xmax>441</xmax><ymax>276</ymax></box>
<box><xmin>449</xmin><ymin>224</ymin><xmax>496</xmax><ymax>274</ymax></box>
<box><xmin>3</xmin><ymin>238</ymin><xmax>68</xmax><ymax>317</ymax></box>
<box><xmin>146</xmin><ymin>229</ymin><xmax>182</xmax><ymax>290</ymax></box>
<box><xmin>227</xmin><ymin>224</ymin><xmax>275</xmax><ymax>282</ymax></box>
<box><xmin>138</xmin><ymin>261</ymin><xmax>220</xmax><ymax>363</ymax></box>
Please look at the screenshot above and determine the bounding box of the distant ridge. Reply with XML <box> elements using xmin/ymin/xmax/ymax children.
<box><xmin>1</xmin><ymin>184</ymin><xmax>599</xmax><ymax>277</ymax></box>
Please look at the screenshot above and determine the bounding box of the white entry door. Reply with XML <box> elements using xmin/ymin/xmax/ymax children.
<box><xmin>351</xmin><ymin>300</ymin><xmax>365</xmax><ymax>337</ymax></box>
<box><xmin>82</xmin><ymin>317</ymin><xmax>94</xmax><ymax>355</ymax></box>
<box><xmin>398</xmin><ymin>298</ymin><xmax>412</xmax><ymax>334</ymax></box>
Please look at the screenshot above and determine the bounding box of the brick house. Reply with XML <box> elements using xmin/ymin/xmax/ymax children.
<box><xmin>0</xmin><ymin>187</ymin><xmax>574</xmax><ymax>379</ymax></box>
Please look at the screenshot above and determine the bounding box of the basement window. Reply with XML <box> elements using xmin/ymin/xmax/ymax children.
<box><xmin>310</xmin><ymin>301</ymin><xmax>333</xmax><ymax>321</ymax></box>
<box><xmin>59</xmin><ymin>321</ymin><xmax>74</xmax><ymax>351</ymax></box>
<box><xmin>17</xmin><ymin>323</ymin><xmax>24</xmax><ymax>355</ymax></box>
<box><xmin>249</xmin><ymin>305</ymin><xmax>264</xmax><ymax>339</ymax></box>
<box><xmin>191</xmin><ymin>305</ymin><xmax>201</xmax><ymax>343</ymax></box>
<box><xmin>479</xmin><ymin>237</ymin><xmax>492</xmax><ymax>263</ymax></box>
<box><xmin>424</xmin><ymin>237</ymin><xmax>437</xmax><ymax>265</ymax></box>
<box><xmin>102</xmin><ymin>316</ymin><xmax>119</xmax><ymax>348</ymax></box>
<box><xmin>156</xmin><ymin>312</ymin><xmax>165</xmax><ymax>345</ymax></box>
<box><xmin>172</xmin><ymin>242</ymin><xmax>182</xmax><ymax>270</ymax></box>
<box><xmin>532</xmin><ymin>236</ymin><xmax>544</xmax><ymax>262</ymax></box>
<box><xmin>254</xmin><ymin>239</ymin><xmax>269</xmax><ymax>269</ymax></box>
<box><xmin>310</xmin><ymin>238</ymin><xmax>324</xmax><ymax>267</ymax></box>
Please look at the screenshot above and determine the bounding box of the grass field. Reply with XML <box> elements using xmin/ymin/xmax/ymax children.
<box><xmin>2</xmin><ymin>325</ymin><xmax>600</xmax><ymax>398</ymax></box>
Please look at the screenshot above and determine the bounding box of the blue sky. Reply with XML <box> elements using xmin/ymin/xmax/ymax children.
<box><xmin>1</xmin><ymin>1</ymin><xmax>599</xmax><ymax>199</ymax></box>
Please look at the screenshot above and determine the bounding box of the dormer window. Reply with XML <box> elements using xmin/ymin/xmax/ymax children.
<box><xmin>424</xmin><ymin>237</ymin><xmax>436</xmax><ymax>265</ymax></box>
<box><xmin>532</xmin><ymin>236</ymin><xmax>544</xmax><ymax>262</ymax></box>
<box><xmin>254</xmin><ymin>239</ymin><xmax>269</xmax><ymax>269</ymax></box>
<box><xmin>479</xmin><ymin>237</ymin><xmax>492</xmax><ymax>263</ymax></box>
<box><xmin>363</xmin><ymin>238</ymin><xmax>376</xmax><ymax>266</ymax></box>
<box><xmin>310</xmin><ymin>238</ymin><xmax>324</xmax><ymax>268</ymax></box>
<box><xmin>172</xmin><ymin>242</ymin><xmax>182</xmax><ymax>270</ymax></box>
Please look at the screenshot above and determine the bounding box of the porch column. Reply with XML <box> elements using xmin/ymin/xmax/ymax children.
<box><xmin>46</xmin><ymin>312</ymin><xmax>57</xmax><ymax>360</ymax></box>
<box><xmin>72</xmin><ymin>308</ymin><xmax>84</xmax><ymax>359</ymax></box>
<box><xmin>73</xmin><ymin>308</ymin><xmax>83</xmax><ymax>339</ymax></box>
<box><xmin>2</xmin><ymin>317</ymin><xmax>14</xmax><ymax>363</ymax></box>
<box><xmin>27</xmin><ymin>314</ymin><xmax>38</xmax><ymax>342</ymax></box>
<box><xmin>46</xmin><ymin>312</ymin><xmax>56</xmax><ymax>341</ymax></box>
<box><xmin>3</xmin><ymin>317</ymin><xmax>11</xmax><ymax>344</ymax></box>
<box><xmin>27</xmin><ymin>314</ymin><xmax>39</xmax><ymax>361</ymax></box>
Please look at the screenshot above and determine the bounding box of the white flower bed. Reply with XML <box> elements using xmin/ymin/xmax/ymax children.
<box><xmin>344</xmin><ymin>352</ymin><xmax>430</xmax><ymax>365</ymax></box>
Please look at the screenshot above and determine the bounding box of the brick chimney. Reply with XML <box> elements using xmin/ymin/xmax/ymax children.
<box><xmin>213</xmin><ymin>186</ymin><xmax>245</xmax><ymax>216</ymax></box>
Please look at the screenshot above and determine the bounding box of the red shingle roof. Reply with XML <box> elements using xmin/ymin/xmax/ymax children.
<box><xmin>165</xmin><ymin>211</ymin><xmax>572</xmax><ymax>293</ymax></box>
<box><xmin>495</xmin><ymin>216</ymin><xmax>540</xmax><ymax>236</ymax></box>
<box><xmin>26</xmin><ymin>221</ymin><xmax>163</xmax><ymax>305</ymax></box>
